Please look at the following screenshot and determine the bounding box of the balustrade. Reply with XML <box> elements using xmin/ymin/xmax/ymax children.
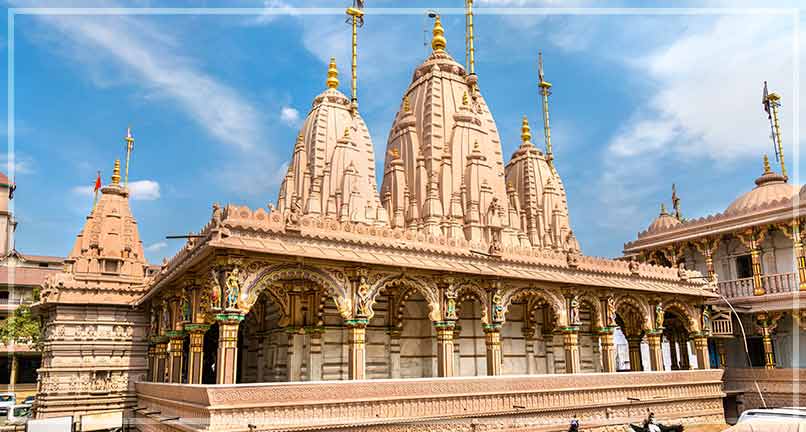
<box><xmin>718</xmin><ymin>272</ymin><xmax>798</xmax><ymax>298</ymax></box>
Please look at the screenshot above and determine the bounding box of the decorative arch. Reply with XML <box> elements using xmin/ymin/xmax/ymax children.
<box><xmin>525</xmin><ymin>296</ymin><xmax>556</xmax><ymax>332</ymax></box>
<box><xmin>662</xmin><ymin>299</ymin><xmax>701</xmax><ymax>333</ymax></box>
<box><xmin>368</xmin><ymin>274</ymin><xmax>441</xmax><ymax>322</ymax></box>
<box><xmin>454</xmin><ymin>281</ymin><xmax>490</xmax><ymax>325</ymax></box>
<box><xmin>240</xmin><ymin>263</ymin><xmax>351</xmax><ymax>320</ymax></box>
<box><xmin>500</xmin><ymin>286</ymin><xmax>566</xmax><ymax>328</ymax></box>
<box><xmin>614</xmin><ymin>293</ymin><xmax>651</xmax><ymax>332</ymax></box>
<box><xmin>576</xmin><ymin>291</ymin><xmax>604</xmax><ymax>329</ymax></box>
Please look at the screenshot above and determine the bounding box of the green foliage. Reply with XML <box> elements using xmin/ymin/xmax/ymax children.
<box><xmin>0</xmin><ymin>305</ymin><xmax>41</xmax><ymax>349</ymax></box>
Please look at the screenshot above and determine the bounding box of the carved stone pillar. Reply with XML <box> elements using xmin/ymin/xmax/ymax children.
<box><xmin>599</xmin><ymin>330</ymin><xmax>616</xmax><ymax>373</ymax></box>
<box><xmin>307</xmin><ymin>330</ymin><xmax>323</xmax><ymax>381</ymax></box>
<box><xmin>147</xmin><ymin>344</ymin><xmax>156</xmax><ymax>382</ymax></box>
<box><xmin>523</xmin><ymin>327</ymin><xmax>536</xmax><ymax>375</ymax></box>
<box><xmin>484</xmin><ymin>325</ymin><xmax>502</xmax><ymax>376</ymax></box>
<box><xmin>679</xmin><ymin>335</ymin><xmax>691</xmax><ymax>370</ymax></box>
<box><xmin>797</xmin><ymin>229</ymin><xmax>806</xmax><ymax>291</ymax></box>
<box><xmin>435</xmin><ymin>321</ymin><xmax>455</xmax><ymax>377</ymax></box>
<box><xmin>452</xmin><ymin>327</ymin><xmax>462</xmax><ymax>376</ymax></box>
<box><xmin>186</xmin><ymin>324</ymin><xmax>209</xmax><ymax>384</ymax></box>
<box><xmin>750</xmin><ymin>247</ymin><xmax>764</xmax><ymax>295</ymax></box>
<box><xmin>757</xmin><ymin>312</ymin><xmax>778</xmax><ymax>370</ymax></box>
<box><xmin>287</xmin><ymin>328</ymin><xmax>304</xmax><ymax>382</ymax></box>
<box><xmin>154</xmin><ymin>339</ymin><xmax>169</xmax><ymax>382</ymax></box>
<box><xmin>167</xmin><ymin>332</ymin><xmax>185</xmax><ymax>383</ymax></box>
<box><xmin>646</xmin><ymin>332</ymin><xmax>664</xmax><ymax>371</ymax></box>
<box><xmin>255</xmin><ymin>332</ymin><xmax>266</xmax><ymax>382</ymax></box>
<box><xmin>216</xmin><ymin>313</ymin><xmax>244</xmax><ymax>384</ymax></box>
<box><xmin>668</xmin><ymin>333</ymin><xmax>680</xmax><ymax>370</ymax></box>
<box><xmin>544</xmin><ymin>329</ymin><xmax>556</xmax><ymax>374</ymax></box>
<box><xmin>347</xmin><ymin>319</ymin><xmax>367</xmax><ymax>380</ymax></box>
<box><xmin>716</xmin><ymin>339</ymin><xmax>727</xmax><ymax>368</ymax></box>
<box><xmin>627</xmin><ymin>336</ymin><xmax>643</xmax><ymax>372</ymax></box>
<box><xmin>562</xmin><ymin>329</ymin><xmax>581</xmax><ymax>374</ymax></box>
<box><xmin>387</xmin><ymin>329</ymin><xmax>401</xmax><ymax>379</ymax></box>
<box><xmin>693</xmin><ymin>335</ymin><xmax>710</xmax><ymax>370</ymax></box>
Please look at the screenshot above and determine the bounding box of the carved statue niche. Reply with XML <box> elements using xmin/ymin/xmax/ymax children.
<box><xmin>353</xmin><ymin>269</ymin><xmax>371</xmax><ymax>318</ymax></box>
<box><xmin>491</xmin><ymin>289</ymin><xmax>504</xmax><ymax>323</ymax></box>
<box><xmin>224</xmin><ymin>267</ymin><xmax>241</xmax><ymax>310</ymax></box>
<box><xmin>606</xmin><ymin>296</ymin><xmax>617</xmax><ymax>328</ymax></box>
<box><xmin>161</xmin><ymin>300</ymin><xmax>170</xmax><ymax>334</ymax></box>
<box><xmin>211</xmin><ymin>203</ymin><xmax>223</xmax><ymax>229</ymax></box>
<box><xmin>209</xmin><ymin>268</ymin><xmax>222</xmax><ymax>310</ymax></box>
<box><xmin>701</xmin><ymin>306</ymin><xmax>711</xmax><ymax>335</ymax></box>
<box><xmin>568</xmin><ymin>296</ymin><xmax>581</xmax><ymax>327</ymax></box>
<box><xmin>180</xmin><ymin>290</ymin><xmax>191</xmax><ymax>323</ymax></box>
<box><xmin>285</xmin><ymin>196</ymin><xmax>303</xmax><ymax>226</ymax></box>
<box><xmin>654</xmin><ymin>303</ymin><xmax>664</xmax><ymax>330</ymax></box>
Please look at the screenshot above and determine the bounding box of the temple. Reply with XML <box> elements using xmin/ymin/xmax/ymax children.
<box><xmin>27</xmin><ymin>5</ymin><xmax>753</xmax><ymax>432</ymax></box>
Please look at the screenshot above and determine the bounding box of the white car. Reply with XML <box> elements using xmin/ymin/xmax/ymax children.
<box><xmin>725</xmin><ymin>408</ymin><xmax>806</xmax><ymax>432</ymax></box>
<box><xmin>5</xmin><ymin>404</ymin><xmax>31</xmax><ymax>426</ymax></box>
<box><xmin>0</xmin><ymin>393</ymin><xmax>16</xmax><ymax>417</ymax></box>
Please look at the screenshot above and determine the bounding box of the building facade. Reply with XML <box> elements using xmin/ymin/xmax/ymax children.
<box><xmin>623</xmin><ymin>156</ymin><xmax>805</xmax><ymax>422</ymax></box>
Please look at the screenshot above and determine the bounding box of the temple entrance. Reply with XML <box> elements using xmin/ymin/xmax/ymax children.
<box><xmin>201</xmin><ymin>323</ymin><xmax>218</xmax><ymax>384</ymax></box>
<box><xmin>455</xmin><ymin>297</ymin><xmax>485</xmax><ymax>376</ymax></box>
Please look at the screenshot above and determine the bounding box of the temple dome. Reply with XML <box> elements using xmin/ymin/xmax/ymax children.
<box><xmin>379</xmin><ymin>17</ymin><xmax>518</xmax><ymax>247</ymax></box>
<box><xmin>646</xmin><ymin>204</ymin><xmax>681</xmax><ymax>233</ymax></box>
<box><xmin>277</xmin><ymin>58</ymin><xmax>387</xmax><ymax>226</ymax></box>
<box><xmin>725</xmin><ymin>156</ymin><xmax>797</xmax><ymax>215</ymax></box>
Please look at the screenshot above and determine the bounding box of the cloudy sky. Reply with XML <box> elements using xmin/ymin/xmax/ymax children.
<box><xmin>2</xmin><ymin>0</ymin><xmax>804</xmax><ymax>262</ymax></box>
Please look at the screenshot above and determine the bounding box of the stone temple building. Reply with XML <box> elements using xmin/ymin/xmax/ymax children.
<box><xmin>624</xmin><ymin>155</ymin><xmax>805</xmax><ymax>422</ymax></box>
<box><xmin>34</xmin><ymin>8</ymin><xmax>730</xmax><ymax>432</ymax></box>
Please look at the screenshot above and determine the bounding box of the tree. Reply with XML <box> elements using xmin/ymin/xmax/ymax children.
<box><xmin>0</xmin><ymin>305</ymin><xmax>41</xmax><ymax>348</ymax></box>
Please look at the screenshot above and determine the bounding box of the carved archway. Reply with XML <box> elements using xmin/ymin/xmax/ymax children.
<box><xmin>241</xmin><ymin>264</ymin><xmax>351</xmax><ymax>320</ymax></box>
<box><xmin>501</xmin><ymin>286</ymin><xmax>566</xmax><ymax>328</ymax></box>
<box><xmin>368</xmin><ymin>274</ymin><xmax>441</xmax><ymax>322</ymax></box>
<box><xmin>663</xmin><ymin>299</ymin><xmax>701</xmax><ymax>334</ymax></box>
<box><xmin>454</xmin><ymin>280</ymin><xmax>490</xmax><ymax>325</ymax></box>
<box><xmin>576</xmin><ymin>291</ymin><xmax>605</xmax><ymax>329</ymax></box>
<box><xmin>614</xmin><ymin>294</ymin><xmax>651</xmax><ymax>331</ymax></box>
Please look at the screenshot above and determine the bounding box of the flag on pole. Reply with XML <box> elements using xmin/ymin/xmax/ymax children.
<box><xmin>93</xmin><ymin>171</ymin><xmax>101</xmax><ymax>209</ymax></box>
<box><xmin>762</xmin><ymin>81</ymin><xmax>771</xmax><ymax>119</ymax></box>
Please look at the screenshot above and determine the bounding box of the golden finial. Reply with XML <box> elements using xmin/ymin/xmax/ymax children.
<box><xmin>123</xmin><ymin>126</ymin><xmax>134</xmax><ymax>187</ymax></box>
<box><xmin>403</xmin><ymin>95</ymin><xmax>411</xmax><ymax>113</ymax></box>
<box><xmin>462</xmin><ymin>91</ymin><xmax>468</xmax><ymax>106</ymax></box>
<box><xmin>326</xmin><ymin>57</ymin><xmax>339</xmax><ymax>89</ymax></box>
<box><xmin>431</xmin><ymin>15</ymin><xmax>447</xmax><ymax>52</ymax></box>
<box><xmin>473</xmin><ymin>140</ymin><xmax>479</xmax><ymax>150</ymax></box>
<box><xmin>521</xmin><ymin>116</ymin><xmax>532</xmax><ymax>142</ymax></box>
<box><xmin>660</xmin><ymin>203</ymin><xmax>667</xmax><ymax>215</ymax></box>
<box><xmin>763</xmin><ymin>154</ymin><xmax>771</xmax><ymax>174</ymax></box>
<box><xmin>343</xmin><ymin>127</ymin><xmax>350</xmax><ymax>138</ymax></box>
<box><xmin>111</xmin><ymin>159</ymin><xmax>121</xmax><ymax>186</ymax></box>
<box><xmin>390</xmin><ymin>147</ymin><xmax>400</xmax><ymax>159</ymax></box>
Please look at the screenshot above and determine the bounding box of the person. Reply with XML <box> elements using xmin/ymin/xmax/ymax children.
<box><xmin>568</xmin><ymin>414</ymin><xmax>580</xmax><ymax>432</ymax></box>
<box><xmin>644</xmin><ymin>412</ymin><xmax>661</xmax><ymax>432</ymax></box>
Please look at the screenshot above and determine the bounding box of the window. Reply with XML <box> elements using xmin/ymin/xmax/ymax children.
<box><xmin>103</xmin><ymin>260</ymin><xmax>118</xmax><ymax>274</ymax></box>
<box><xmin>736</xmin><ymin>255</ymin><xmax>753</xmax><ymax>279</ymax></box>
<box><xmin>746</xmin><ymin>337</ymin><xmax>768</xmax><ymax>367</ymax></box>
<box><xmin>0</xmin><ymin>292</ymin><xmax>8</xmax><ymax>302</ymax></box>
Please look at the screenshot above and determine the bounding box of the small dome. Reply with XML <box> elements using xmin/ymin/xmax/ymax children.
<box><xmin>725</xmin><ymin>156</ymin><xmax>797</xmax><ymax>215</ymax></box>
<box><xmin>646</xmin><ymin>204</ymin><xmax>681</xmax><ymax>232</ymax></box>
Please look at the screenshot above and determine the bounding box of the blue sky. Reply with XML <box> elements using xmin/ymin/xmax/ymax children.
<box><xmin>2</xmin><ymin>0</ymin><xmax>804</xmax><ymax>263</ymax></box>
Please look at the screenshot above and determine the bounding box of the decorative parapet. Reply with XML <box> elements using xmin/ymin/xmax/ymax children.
<box><xmin>135</xmin><ymin>370</ymin><xmax>725</xmax><ymax>432</ymax></box>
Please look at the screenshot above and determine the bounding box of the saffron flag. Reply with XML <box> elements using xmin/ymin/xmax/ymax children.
<box><xmin>94</xmin><ymin>171</ymin><xmax>102</xmax><ymax>192</ymax></box>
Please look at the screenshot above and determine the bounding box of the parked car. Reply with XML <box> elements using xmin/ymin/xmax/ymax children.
<box><xmin>738</xmin><ymin>408</ymin><xmax>806</xmax><ymax>424</ymax></box>
<box><xmin>22</xmin><ymin>396</ymin><xmax>34</xmax><ymax>406</ymax></box>
<box><xmin>5</xmin><ymin>404</ymin><xmax>31</xmax><ymax>426</ymax></box>
<box><xmin>0</xmin><ymin>393</ymin><xmax>16</xmax><ymax>417</ymax></box>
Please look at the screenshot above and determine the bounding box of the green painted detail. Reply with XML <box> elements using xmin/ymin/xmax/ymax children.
<box><xmin>164</xmin><ymin>330</ymin><xmax>186</xmax><ymax>338</ymax></box>
<box><xmin>184</xmin><ymin>323</ymin><xmax>211</xmax><ymax>332</ymax></box>
<box><xmin>215</xmin><ymin>313</ymin><xmax>245</xmax><ymax>322</ymax></box>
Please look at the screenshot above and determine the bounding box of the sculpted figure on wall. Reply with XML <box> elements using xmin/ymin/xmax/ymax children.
<box><xmin>569</xmin><ymin>296</ymin><xmax>581</xmax><ymax>326</ymax></box>
<box><xmin>655</xmin><ymin>303</ymin><xmax>664</xmax><ymax>330</ymax></box>
<box><xmin>225</xmin><ymin>267</ymin><xmax>241</xmax><ymax>310</ymax></box>
<box><xmin>492</xmin><ymin>290</ymin><xmax>504</xmax><ymax>323</ymax></box>
<box><xmin>606</xmin><ymin>296</ymin><xmax>617</xmax><ymax>328</ymax></box>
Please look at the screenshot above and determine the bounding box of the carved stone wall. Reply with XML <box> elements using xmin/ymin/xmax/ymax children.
<box><xmin>135</xmin><ymin>370</ymin><xmax>725</xmax><ymax>432</ymax></box>
<box><xmin>36</xmin><ymin>303</ymin><xmax>149</xmax><ymax>419</ymax></box>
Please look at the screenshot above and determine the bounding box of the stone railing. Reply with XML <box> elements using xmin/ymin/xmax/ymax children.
<box><xmin>723</xmin><ymin>368</ymin><xmax>806</xmax><ymax>411</ymax></box>
<box><xmin>136</xmin><ymin>370</ymin><xmax>725</xmax><ymax>432</ymax></box>
<box><xmin>718</xmin><ymin>272</ymin><xmax>798</xmax><ymax>298</ymax></box>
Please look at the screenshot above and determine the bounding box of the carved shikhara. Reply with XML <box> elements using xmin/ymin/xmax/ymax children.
<box><xmin>135</xmin><ymin>370</ymin><xmax>725</xmax><ymax>432</ymax></box>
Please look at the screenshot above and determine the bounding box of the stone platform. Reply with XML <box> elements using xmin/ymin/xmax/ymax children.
<box><xmin>134</xmin><ymin>370</ymin><xmax>725</xmax><ymax>432</ymax></box>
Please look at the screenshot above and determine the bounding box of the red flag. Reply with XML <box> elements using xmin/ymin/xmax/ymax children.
<box><xmin>94</xmin><ymin>171</ymin><xmax>102</xmax><ymax>192</ymax></box>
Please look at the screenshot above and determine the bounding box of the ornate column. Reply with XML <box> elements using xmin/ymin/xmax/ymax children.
<box><xmin>562</xmin><ymin>329</ymin><xmax>581</xmax><ymax>374</ymax></box>
<box><xmin>523</xmin><ymin>327</ymin><xmax>537</xmax><ymax>374</ymax></box>
<box><xmin>646</xmin><ymin>332</ymin><xmax>664</xmax><ymax>371</ymax></box>
<box><xmin>185</xmin><ymin>324</ymin><xmax>209</xmax><ymax>384</ymax></box>
<box><xmin>435</xmin><ymin>321</ymin><xmax>455</xmax><ymax>377</ymax></box>
<box><xmin>679</xmin><ymin>334</ymin><xmax>691</xmax><ymax>370</ymax></box>
<box><xmin>387</xmin><ymin>329</ymin><xmax>401</xmax><ymax>379</ymax></box>
<box><xmin>154</xmin><ymin>338</ymin><xmax>169</xmax><ymax>382</ymax></box>
<box><xmin>737</xmin><ymin>230</ymin><xmax>766</xmax><ymax>296</ymax></box>
<box><xmin>147</xmin><ymin>343</ymin><xmax>156</xmax><ymax>381</ymax></box>
<box><xmin>694</xmin><ymin>237</ymin><xmax>721</xmax><ymax>288</ymax></box>
<box><xmin>693</xmin><ymin>334</ymin><xmax>710</xmax><ymax>370</ymax></box>
<box><xmin>716</xmin><ymin>339</ymin><xmax>727</xmax><ymax>368</ymax></box>
<box><xmin>484</xmin><ymin>324</ymin><xmax>502</xmax><ymax>376</ymax></box>
<box><xmin>599</xmin><ymin>329</ymin><xmax>617</xmax><ymax>373</ymax></box>
<box><xmin>286</xmin><ymin>328</ymin><xmax>304</xmax><ymax>382</ymax></box>
<box><xmin>255</xmin><ymin>331</ymin><xmax>266</xmax><ymax>382</ymax></box>
<box><xmin>756</xmin><ymin>312</ymin><xmax>781</xmax><ymax>370</ymax></box>
<box><xmin>627</xmin><ymin>335</ymin><xmax>643</xmax><ymax>372</ymax></box>
<box><xmin>799</xmin><ymin>227</ymin><xmax>806</xmax><ymax>291</ymax></box>
<box><xmin>216</xmin><ymin>312</ymin><xmax>244</xmax><ymax>384</ymax></box>
<box><xmin>307</xmin><ymin>329</ymin><xmax>323</xmax><ymax>381</ymax></box>
<box><xmin>166</xmin><ymin>331</ymin><xmax>186</xmax><ymax>383</ymax></box>
<box><xmin>347</xmin><ymin>319</ymin><xmax>367</xmax><ymax>380</ymax></box>
<box><xmin>543</xmin><ymin>328</ymin><xmax>556</xmax><ymax>374</ymax></box>
<box><xmin>452</xmin><ymin>327</ymin><xmax>462</xmax><ymax>376</ymax></box>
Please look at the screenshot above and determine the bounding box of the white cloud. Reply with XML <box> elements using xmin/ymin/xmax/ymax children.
<box><xmin>70</xmin><ymin>179</ymin><xmax>160</xmax><ymax>201</ymax></box>
<box><xmin>0</xmin><ymin>153</ymin><xmax>34</xmax><ymax>176</ymax></box>
<box><xmin>27</xmin><ymin>10</ymin><xmax>263</xmax><ymax>151</ymax></box>
<box><xmin>128</xmin><ymin>180</ymin><xmax>161</xmax><ymax>201</ymax></box>
<box><xmin>145</xmin><ymin>241</ymin><xmax>168</xmax><ymax>252</ymax></box>
<box><xmin>280</xmin><ymin>106</ymin><xmax>300</xmax><ymax>127</ymax></box>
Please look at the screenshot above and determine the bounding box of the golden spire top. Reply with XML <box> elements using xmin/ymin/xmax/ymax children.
<box><xmin>390</xmin><ymin>147</ymin><xmax>400</xmax><ymax>159</ymax></box>
<box><xmin>660</xmin><ymin>202</ymin><xmax>667</xmax><ymax>215</ymax></box>
<box><xmin>111</xmin><ymin>159</ymin><xmax>121</xmax><ymax>186</ymax></box>
<box><xmin>431</xmin><ymin>15</ymin><xmax>447</xmax><ymax>52</ymax></box>
<box><xmin>343</xmin><ymin>127</ymin><xmax>351</xmax><ymax>138</ymax></box>
<box><xmin>762</xmin><ymin>82</ymin><xmax>786</xmax><ymax>179</ymax></box>
<box><xmin>462</xmin><ymin>91</ymin><xmax>468</xmax><ymax>106</ymax></box>
<box><xmin>465</xmin><ymin>0</ymin><xmax>475</xmax><ymax>74</ymax></box>
<box><xmin>763</xmin><ymin>154</ymin><xmax>771</xmax><ymax>174</ymax></box>
<box><xmin>538</xmin><ymin>51</ymin><xmax>554</xmax><ymax>165</ymax></box>
<box><xmin>403</xmin><ymin>95</ymin><xmax>411</xmax><ymax>112</ymax></box>
<box><xmin>326</xmin><ymin>57</ymin><xmax>339</xmax><ymax>89</ymax></box>
<box><xmin>521</xmin><ymin>116</ymin><xmax>532</xmax><ymax>142</ymax></box>
<box><xmin>123</xmin><ymin>126</ymin><xmax>134</xmax><ymax>187</ymax></box>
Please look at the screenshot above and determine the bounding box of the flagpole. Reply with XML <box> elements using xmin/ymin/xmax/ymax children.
<box><xmin>124</xmin><ymin>126</ymin><xmax>134</xmax><ymax>188</ymax></box>
<box><xmin>93</xmin><ymin>170</ymin><xmax>101</xmax><ymax>210</ymax></box>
